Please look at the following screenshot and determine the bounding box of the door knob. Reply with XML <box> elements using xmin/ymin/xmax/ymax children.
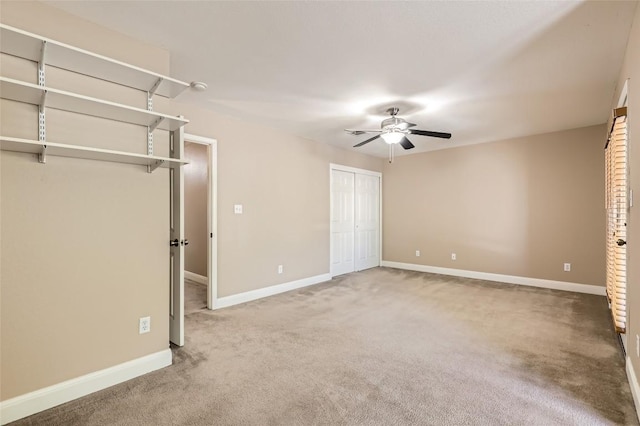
<box><xmin>169</xmin><ymin>239</ymin><xmax>180</xmax><ymax>247</ymax></box>
<box><xmin>182</xmin><ymin>239</ymin><xmax>189</xmax><ymax>246</ymax></box>
<box><xmin>617</xmin><ymin>239</ymin><xmax>627</xmax><ymax>247</ymax></box>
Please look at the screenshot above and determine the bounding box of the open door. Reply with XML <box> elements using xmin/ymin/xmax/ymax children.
<box><xmin>169</xmin><ymin>126</ymin><xmax>185</xmax><ymax>346</ymax></box>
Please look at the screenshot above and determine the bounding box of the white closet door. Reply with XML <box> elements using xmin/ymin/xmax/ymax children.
<box><xmin>355</xmin><ymin>173</ymin><xmax>380</xmax><ymax>271</ymax></box>
<box><xmin>330</xmin><ymin>170</ymin><xmax>355</xmax><ymax>276</ymax></box>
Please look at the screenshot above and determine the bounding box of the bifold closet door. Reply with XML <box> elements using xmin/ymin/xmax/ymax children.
<box><xmin>331</xmin><ymin>170</ymin><xmax>355</xmax><ymax>276</ymax></box>
<box><xmin>355</xmin><ymin>173</ymin><xmax>380</xmax><ymax>271</ymax></box>
<box><xmin>331</xmin><ymin>169</ymin><xmax>380</xmax><ymax>277</ymax></box>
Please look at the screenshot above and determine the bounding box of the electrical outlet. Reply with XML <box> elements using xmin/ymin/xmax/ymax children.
<box><xmin>415</xmin><ymin>250</ymin><xmax>420</xmax><ymax>257</ymax></box>
<box><xmin>563</xmin><ymin>263</ymin><xmax>571</xmax><ymax>272</ymax></box>
<box><xmin>278</xmin><ymin>265</ymin><xmax>283</xmax><ymax>274</ymax></box>
<box><xmin>139</xmin><ymin>316</ymin><xmax>151</xmax><ymax>334</ymax></box>
<box><xmin>234</xmin><ymin>204</ymin><xmax>243</xmax><ymax>214</ymax></box>
<box><xmin>451</xmin><ymin>253</ymin><xmax>456</xmax><ymax>261</ymax></box>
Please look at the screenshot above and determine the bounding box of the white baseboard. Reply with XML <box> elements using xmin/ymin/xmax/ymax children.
<box><xmin>214</xmin><ymin>273</ymin><xmax>332</xmax><ymax>309</ymax></box>
<box><xmin>627</xmin><ymin>357</ymin><xmax>640</xmax><ymax>423</ymax></box>
<box><xmin>380</xmin><ymin>261</ymin><xmax>606</xmax><ymax>296</ymax></box>
<box><xmin>184</xmin><ymin>271</ymin><xmax>207</xmax><ymax>286</ymax></box>
<box><xmin>0</xmin><ymin>349</ymin><xmax>172</xmax><ymax>425</ymax></box>
<box><xmin>626</xmin><ymin>357</ymin><xmax>640</xmax><ymax>420</ymax></box>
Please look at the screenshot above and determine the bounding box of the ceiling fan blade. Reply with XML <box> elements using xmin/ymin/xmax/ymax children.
<box><xmin>353</xmin><ymin>134</ymin><xmax>381</xmax><ymax>147</ymax></box>
<box><xmin>410</xmin><ymin>129</ymin><xmax>452</xmax><ymax>139</ymax></box>
<box><xmin>345</xmin><ymin>129</ymin><xmax>382</xmax><ymax>136</ymax></box>
<box><xmin>399</xmin><ymin>137</ymin><xmax>415</xmax><ymax>150</ymax></box>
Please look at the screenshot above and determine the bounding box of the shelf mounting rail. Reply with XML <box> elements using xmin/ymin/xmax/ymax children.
<box><xmin>38</xmin><ymin>40</ymin><xmax>47</xmax><ymax>163</ymax></box>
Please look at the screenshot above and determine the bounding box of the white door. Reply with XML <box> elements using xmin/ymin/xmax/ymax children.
<box><xmin>355</xmin><ymin>173</ymin><xmax>380</xmax><ymax>271</ymax></box>
<box><xmin>170</xmin><ymin>128</ymin><xmax>185</xmax><ymax>346</ymax></box>
<box><xmin>330</xmin><ymin>170</ymin><xmax>355</xmax><ymax>276</ymax></box>
<box><xmin>330</xmin><ymin>167</ymin><xmax>381</xmax><ymax>276</ymax></box>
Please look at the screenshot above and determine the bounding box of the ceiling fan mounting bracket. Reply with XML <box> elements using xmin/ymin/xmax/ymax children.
<box><xmin>387</xmin><ymin>107</ymin><xmax>400</xmax><ymax>116</ymax></box>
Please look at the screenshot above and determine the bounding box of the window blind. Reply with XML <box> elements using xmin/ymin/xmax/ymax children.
<box><xmin>605</xmin><ymin>106</ymin><xmax>628</xmax><ymax>333</ymax></box>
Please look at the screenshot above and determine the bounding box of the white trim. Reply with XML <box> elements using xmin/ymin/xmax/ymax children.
<box><xmin>0</xmin><ymin>349</ymin><xmax>172</xmax><ymax>425</ymax></box>
<box><xmin>381</xmin><ymin>261</ymin><xmax>606</xmax><ymax>296</ymax></box>
<box><xmin>329</xmin><ymin>163</ymin><xmax>382</xmax><ymax>178</ymax></box>
<box><xmin>184</xmin><ymin>270</ymin><xmax>207</xmax><ymax>285</ymax></box>
<box><xmin>213</xmin><ymin>273</ymin><xmax>331</xmax><ymax>309</ymax></box>
<box><xmin>379</xmin><ymin>175</ymin><xmax>383</xmax><ymax>270</ymax></box>
<box><xmin>184</xmin><ymin>134</ymin><xmax>217</xmax><ymax>310</ymax></box>
<box><xmin>184</xmin><ymin>134</ymin><xmax>216</xmax><ymax>145</ymax></box>
<box><xmin>618</xmin><ymin>79</ymin><xmax>629</xmax><ymax>108</ymax></box>
<box><xmin>627</xmin><ymin>357</ymin><xmax>640</xmax><ymax>424</ymax></box>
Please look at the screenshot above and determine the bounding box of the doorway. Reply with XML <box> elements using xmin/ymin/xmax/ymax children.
<box><xmin>183</xmin><ymin>134</ymin><xmax>217</xmax><ymax>311</ymax></box>
<box><xmin>184</xmin><ymin>142</ymin><xmax>208</xmax><ymax>313</ymax></box>
<box><xmin>330</xmin><ymin>164</ymin><xmax>381</xmax><ymax>277</ymax></box>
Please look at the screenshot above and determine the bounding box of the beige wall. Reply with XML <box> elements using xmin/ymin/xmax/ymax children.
<box><xmin>613</xmin><ymin>2</ymin><xmax>640</xmax><ymax>387</ymax></box>
<box><xmin>184</xmin><ymin>142</ymin><xmax>209</xmax><ymax>277</ymax></box>
<box><xmin>383</xmin><ymin>125</ymin><xmax>606</xmax><ymax>286</ymax></box>
<box><xmin>3</xmin><ymin>0</ymin><xmax>626</xmax><ymax>410</ymax></box>
<box><xmin>0</xmin><ymin>2</ymin><xmax>171</xmax><ymax>400</ymax></box>
<box><xmin>0</xmin><ymin>0</ymin><xmax>384</xmax><ymax>402</ymax></box>
<box><xmin>174</xmin><ymin>102</ymin><xmax>384</xmax><ymax>298</ymax></box>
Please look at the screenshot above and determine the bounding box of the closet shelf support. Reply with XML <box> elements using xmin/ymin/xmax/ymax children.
<box><xmin>147</xmin><ymin>128</ymin><xmax>153</xmax><ymax>156</ymax></box>
<box><xmin>149</xmin><ymin>117</ymin><xmax>163</xmax><ymax>133</ymax></box>
<box><xmin>38</xmin><ymin>144</ymin><xmax>47</xmax><ymax>164</ymax></box>
<box><xmin>147</xmin><ymin>117</ymin><xmax>163</xmax><ymax>156</ymax></box>
<box><xmin>38</xmin><ymin>41</ymin><xmax>47</xmax><ymax>86</ymax></box>
<box><xmin>147</xmin><ymin>77</ymin><xmax>163</xmax><ymax>111</ymax></box>
<box><xmin>38</xmin><ymin>91</ymin><xmax>47</xmax><ymax>143</ymax></box>
<box><xmin>148</xmin><ymin>160</ymin><xmax>164</xmax><ymax>173</ymax></box>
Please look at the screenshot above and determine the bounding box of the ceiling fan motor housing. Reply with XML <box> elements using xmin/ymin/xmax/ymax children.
<box><xmin>381</xmin><ymin>116</ymin><xmax>409</xmax><ymax>131</ymax></box>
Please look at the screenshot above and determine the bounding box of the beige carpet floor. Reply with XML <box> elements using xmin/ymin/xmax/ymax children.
<box><xmin>12</xmin><ymin>267</ymin><xmax>638</xmax><ymax>425</ymax></box>
<box><xmin>184</xmin><ymin>278</ymin><xmax>207</xmax><ymax>315</ymax></box>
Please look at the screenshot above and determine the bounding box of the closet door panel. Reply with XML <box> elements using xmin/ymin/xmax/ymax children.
<box><xmin>355</xmin><ymin>173</ymin><xmax>380</xmax><ymax>271</ymax></box>
<box><xmin>330</xmin><ymin>170</ymin><xmax>355</xmax><ymax>276</ymax></box>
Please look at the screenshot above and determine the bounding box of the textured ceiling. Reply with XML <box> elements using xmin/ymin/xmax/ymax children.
<box><xmin>44</xmin><ymin>1</ymin><xmax>637</xmax><ymax>157</ymax></box>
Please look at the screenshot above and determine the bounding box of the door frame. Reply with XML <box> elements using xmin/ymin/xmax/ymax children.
<box><xmin>329</xmin><ymin>163</ymin><xmax>382</xmax><ymax>277</ymax></box>
<box><xmin>184</xmin><ymin>133</ymin><xmax>218</xmax><ymax>310</ymax></box>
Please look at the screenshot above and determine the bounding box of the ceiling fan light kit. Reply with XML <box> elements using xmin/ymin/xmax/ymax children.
<box><xmin>345</xmin><ymin>107</ymin><xmax>452</xmax><ymax>163</ymax></box>
<box><xmin>381</xmin><ymin>131</ymin><xmax>405</xmax><ymax>144</ymax></box>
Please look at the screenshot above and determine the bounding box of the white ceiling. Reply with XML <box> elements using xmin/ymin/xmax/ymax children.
<box><xmin>44</xmin><ymin>0</ymin><xmax>637</xmax><ymax>157</ymax></box>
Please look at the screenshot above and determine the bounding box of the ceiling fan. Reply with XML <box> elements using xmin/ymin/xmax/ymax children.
<box><xmin>345</xmin><ymin>107</ymin><xmax>451</xmax><ymax>162</ymax></box>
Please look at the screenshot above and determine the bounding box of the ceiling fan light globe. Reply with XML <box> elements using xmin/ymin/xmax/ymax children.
<box><xmin>381</xmin><ymin>132</ymin><xmax>405</xmax><ymax>145</ymax></box>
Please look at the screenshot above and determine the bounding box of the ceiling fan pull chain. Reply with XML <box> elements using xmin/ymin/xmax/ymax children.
<box><xmin>389</xmin><ymin>143</ymin><xmax>394</xmax><ymax>163</ymax></box>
